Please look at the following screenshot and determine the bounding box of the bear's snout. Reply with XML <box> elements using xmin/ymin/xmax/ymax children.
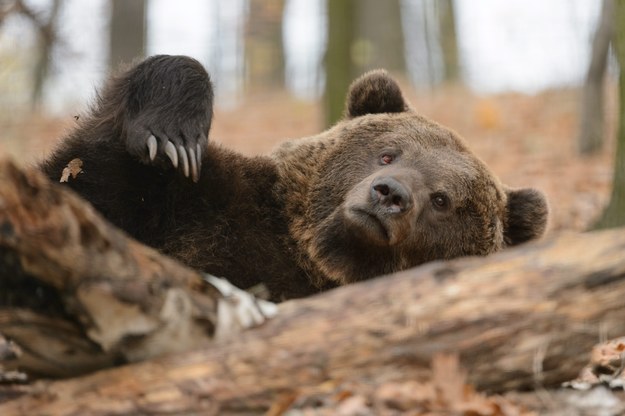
<box><xmin>371</xmin><ymin>177</ymin><xmax>412</xmax><ymax>215</ymax></box>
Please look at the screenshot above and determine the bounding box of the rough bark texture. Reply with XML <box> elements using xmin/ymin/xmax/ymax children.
<box><xmin>324</xmin><ymin>0</ymin><xmax>356</xmax><ymax>127</ymax></box>
<box><xmin>0</xmin><ymin>155</ymin><xmax>623</xmax><ymax>414</ymax></box>
<box><xmin>595</xmin><ymin>0</ymin><xmax>625</xmax><ymax>228</ymax></box>
<box><xmin>577</xmin><ymin>0</ymin><xmax>614</xmax><ymax>155</ymax></box>
<box><xmin>0</xmin><ymin>159</ymin><xmax>223</xmax><ymax>377</ymax></box>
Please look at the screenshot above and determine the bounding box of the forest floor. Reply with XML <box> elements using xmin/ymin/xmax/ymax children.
<box><xmin>1</xmin><ymin>82</ymin><xmax>616</xmax><ymax>234</ymax></box>
<box><xmin>0</xmin><ymin>84</ymin><xmax>621</xmax><ymax>414</ymax></box>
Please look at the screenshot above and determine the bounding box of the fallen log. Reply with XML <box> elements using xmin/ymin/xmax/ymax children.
<box><xmin>0</xmin><ymin>159</ymin><xmax>275</xmax><ymax>378</ymax></box>
<box><xmin>1</xmin><ymin>160</ymin><xmax>625</xmax><ymax>414</ymax></box>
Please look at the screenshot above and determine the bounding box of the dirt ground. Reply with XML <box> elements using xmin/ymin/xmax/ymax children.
<box><xmin>0</xmin><ymin>83</ymin><xmax>616</xmax><ymax>234</ymax></box>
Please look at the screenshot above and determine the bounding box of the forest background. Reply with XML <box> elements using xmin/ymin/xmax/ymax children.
<box><xmin>0</xmin><ymin>0</ymin><xmax>621</xmax><ymax>231</ymax></box>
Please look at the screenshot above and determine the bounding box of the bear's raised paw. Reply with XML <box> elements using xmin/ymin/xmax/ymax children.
<box><xmin>120</xmin><ymin>55</ymin><xmax>214</xmax><ymax>182</ymax></box>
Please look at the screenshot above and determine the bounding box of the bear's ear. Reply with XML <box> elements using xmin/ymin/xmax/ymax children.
<box><xmin>345</xmin><ymin>70</ymin><xmax>408</xmax><ymax>118</ymax></box>
<box><xmin>504</xmin><ymin>188</ymin><xmax>549</xmax><ymax>246</ymax></box>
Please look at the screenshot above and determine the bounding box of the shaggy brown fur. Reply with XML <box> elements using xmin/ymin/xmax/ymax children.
<box><xmin>40</xmin><ymin>55</ymin><xmax>548</xmax><ymax>301</ymax></box>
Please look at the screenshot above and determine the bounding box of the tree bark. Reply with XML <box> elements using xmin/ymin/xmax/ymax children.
<box><xmin>577</xmin><ymin>0</ymin><xmax>615</xmax><ymax>155</ymax></box>
<box><xmin>0</xmin><ymin>159</ymin><xmax>278</xmax><ymax>378</ymax></box>
<box><xmin>1</xmin><ymin>155</ymin><xmax>624</xmax><ymax>415</ymax></box>
<box><xmin>324</xmin><ymin>0</ymin><xmax>356</xmax><ymax>127</ymax></box>
<box><xmin>324</xmin><ymin>0</ymin><xmax>406</xmax><ymax>127</ymax></box>
<box><xmin>244</xmin><ymin>0</ymin><xmax>285</xmax><ymax>90</ymax></box>
<box><xmin>438</xmin><ymin>0</ymin><xmax>459</xmax><ymax>82</ymax></box>
<box><xmin>354</xmin><ymin>0</ymin><xmax>405</xmax><ymax>73</ymax></box>
<box><xmin>9</xmin><ymin>0</ymin><xmax>64</xmax><ymax>109</ymax></box>
<box><xmin>31</xmin><ymin>0</ymin><xmax>62</xmax><ymax>110</ymax></box>
<box><xmin>595</xmin><ymin>0</ymin><xmax>625</xmax><ymax>228</ymax></box>
<box><xmin>109</xmin><ymin>0</ymin><xmax>146</xmax><ymax>69</ymax></box>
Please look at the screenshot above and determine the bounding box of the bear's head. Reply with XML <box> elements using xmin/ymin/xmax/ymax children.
<box><xmin>274</xmin><ymin>70</ymin><xmax>548</xmax><ymax>287</ymax></box>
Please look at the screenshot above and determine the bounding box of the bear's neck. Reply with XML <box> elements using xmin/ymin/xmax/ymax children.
<box><xmin>194</xmin><ymin>144</ymin><xmax>321</xmax><ymax>300</ymax></box>
<box><xmin>271</xmin><ymin>134</ymin><xmax>341</xmax><ymax>289</ymax></box>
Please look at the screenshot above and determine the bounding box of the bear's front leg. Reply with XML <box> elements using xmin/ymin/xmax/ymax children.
<box><xmin>119</xmin><ymin>55</ymin><xmax>214</xmax><ymax>182</ymax></box>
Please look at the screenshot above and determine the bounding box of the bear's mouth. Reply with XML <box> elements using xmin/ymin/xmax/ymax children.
<box><xmin>348</xmin><ymin>207</ymin><xmax>391</xmax><ymax>245</ymax></box>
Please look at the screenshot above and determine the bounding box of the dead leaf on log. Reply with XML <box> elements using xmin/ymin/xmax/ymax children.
<box><xmin>565</xmin><ymin>336</ymin><xmax>625</xmax><ymax>390</ymax></box>
<box><xmin>59</xmin><ymin>158</ymin><xmax>82</xmax><ymax>182</ymax></box>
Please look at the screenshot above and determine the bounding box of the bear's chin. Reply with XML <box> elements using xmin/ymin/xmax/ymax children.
<box><xmin>344</xmin><ymin>206</ymin><xmax>410</xmax><ymax>246</ymax></box>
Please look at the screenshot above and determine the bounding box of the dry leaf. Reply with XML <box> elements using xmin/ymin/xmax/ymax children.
<box><xmin>375</xmin><ymin>380</ymin><xmax>433</xmax><ymax>411</ymax></box>
<box><xmin>474</xmin><ymin>99</ymin><xmax>500</xmax><ymax>130</ymax></box>
<box><xmin>336</xmin><ymin>395</ymin><xmax>369</xmax><ymax>416</ymax></box>
<box><xmin>431</xmin><ymin>353</ymin><xmax>535</xmax><ymax>416</ymax></box>
<box><xmin>60</xmin><ymin>158</ymin><xmax>83</xmax><ymax>182</ymax></box>
<box><xmin>432</xmin><ymin>353</ymin><xmax>467</xmax><ymax>405</ymax></box>
<box><xmin>590</xmin><ymin>336</ymin><xmax>625</xmax><ymax>370</ymax></box>
<box><xmin>566</xmin><ymin>337</ymin><xmax>625</xmax><ymax>390</ymax></box>
<box><xmin>266</xmin><ymin>392</ymin><xmax>298</xmax><ymax>416</ymax></box>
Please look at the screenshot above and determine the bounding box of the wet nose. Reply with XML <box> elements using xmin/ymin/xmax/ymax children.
<box><xmin>371</xmin><ymin>177</ymin><xmax>412</xmax><ymax>214</ymax></box>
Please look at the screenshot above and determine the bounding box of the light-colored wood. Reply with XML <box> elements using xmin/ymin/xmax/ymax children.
<box><xmin>0</xmin><ymin>159</ymin><xmax>221</xmax><ymax>376</ymax></box>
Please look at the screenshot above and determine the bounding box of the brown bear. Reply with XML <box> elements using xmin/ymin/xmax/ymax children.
<box><xmin>40</xmin><ymin>55</ymin><xmax>548</xmax><ymax>301</ymax></box>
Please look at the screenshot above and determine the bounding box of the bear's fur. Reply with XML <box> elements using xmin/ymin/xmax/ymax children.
<box><xmin>40</xmin><ymin>55</ymin><xmax>548</xmax><ymax>301</ymax></box>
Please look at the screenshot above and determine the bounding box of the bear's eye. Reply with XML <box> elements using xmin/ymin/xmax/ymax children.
<box><xmin>431</xmin><ymin>193</ymin><xmax>450</xmax><ymax>211</ymax></box>
<box><xmin>380</xmin><ymin>154</ymin><xmax>395</xmax><ymax>165</ymax></box>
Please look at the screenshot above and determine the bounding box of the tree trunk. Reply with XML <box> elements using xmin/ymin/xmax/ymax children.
<box><xmin>109</xmin><ymin>0</ymin><xmax>146</xmax><ymax>69</ymax></box>
<box><xmin>31</xmin><ymin>0</ymin><xmax>62</xmax><ymax>110</ymax></box>
<box><xmin>324</xmin><ymin>0</ymin><xmax>407</xmax><ymax>127</ymax></box>
<box><xmin>1</xmin><ymin>155</ymin><xmax>624</xmax><ymax>415</ymax></box>
<box><xmin>595</xmin><ymin>0</ymin><xmax>625</xmax><ymax>228</ymax></box>
<box><xmin>324</xmin><ymin>0</ymin><xmax>356</xmax><ymax>127</ymax></box>
<box><xmin>437</xmin><ymin>0</ymin><xmax>459</xmax><ymax>82</ymax></box>
<box><xmin>354</xmin><ymin>0</ymin><xmax>405</xmax><ymax>73</ymax></box>
<box><xmin>244</xmin><ymin>0</ymin><xmax>285</xmax><ymax>90</ymax></box>
<box><xmin>8</xmin><ymin>0</ymin><xmax>64</xmax><ymax>109</ymax></box>
<box><xmin>577</xmin><ymin>0</ymin><xmax>615</xmax><ymax>155</ymax></box>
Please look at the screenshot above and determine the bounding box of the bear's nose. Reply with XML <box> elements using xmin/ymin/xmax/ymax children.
<box><xmin>371</xmin><ymin>177</ymin><xmax>412</xmax><ymax>214</ymax></box>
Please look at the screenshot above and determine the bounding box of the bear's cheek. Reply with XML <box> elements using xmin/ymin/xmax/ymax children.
<box><xmin>341</xmin><ymin>175</ymin><xmax>418</xmax><ymax>247</ymax></box>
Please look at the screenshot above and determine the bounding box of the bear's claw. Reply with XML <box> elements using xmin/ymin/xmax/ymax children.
<box><xmin>165</xmin><ymin>141</ymin><xmax>178</xmax><ymax>168</ymax></box>
<box><xmin>195</xmin><ymin>143</ymin><xmax>202</xmax><ymax>173</ymax></box>
<box><xmin>144</xmin><ymin>135</ymin><xmax>202</xmax><ymax>182</ymax></box>
<box><xmin>188</xmin><ymin>147</ymin><xmax>198</xmax><ymax>182</ymax></box>
<box><xmin>147</xmin><ymin>135</ymin><xmax>158</xmax><ymax>161</ymax></box>
<box><xmin>178</xmin><ymin>145</ymin><xmax>190</xmax><ymax>178</ymax></box>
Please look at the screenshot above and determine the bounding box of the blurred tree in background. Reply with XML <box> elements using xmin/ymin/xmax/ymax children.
<box><xmin>0</xmin><ymin>0</ymin><xmax>621</xmax><ymax>232</ymax></box>
<box><xmin>577</xmin><ymin>0</ymin><xmax>614</xmax><ymax>155</ymax></box>
<box><xmin>324</xmin><ymin>0</ymin><xmax>356</xmax><ymax>127</ymax></box>
<box><xmin>595</xmin><ymin>0</ymin><xmax>625</xmax><ymax>229</ymax></box>
<box><xmin>353</xmin><ymin>0</ymin><xmax>405</xmax><ymax>73</ymax></box>
<box><xmin>245</xmin><ymin>0</ymin><xmax>285</xmax><ymax>90</ymax></box>
<box><xmin>438</xmin><ymin>0</ymin><xmax>458</xmax><ymax>82</ymax></box>
<box><xmin>0</xmin><ymin>0</ymin><xmax>63</xmax><ymax>110</ymax></box>
<box><xmin>109</xmin><ymin>0</ymin><xmax>146</xmax><ymax>70</ymax></box>
<box><xmin>30</xmin><ymin>0</ymin><xmax>62</xmax><ymax>110</ymax></box>
<box><xmin>323</xmin><ymin>0</ymin><xmax>458</xmax><ymax>127</ymax></box>
<box><xmin>0</xmin><ymin>0</ymin><xmax>459</xmax><ymax>119</ymax></box>
<box><xmin>323</xmin><ymin>0</ymin><xmax>410</xmax><ymax>127</ymax></box>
